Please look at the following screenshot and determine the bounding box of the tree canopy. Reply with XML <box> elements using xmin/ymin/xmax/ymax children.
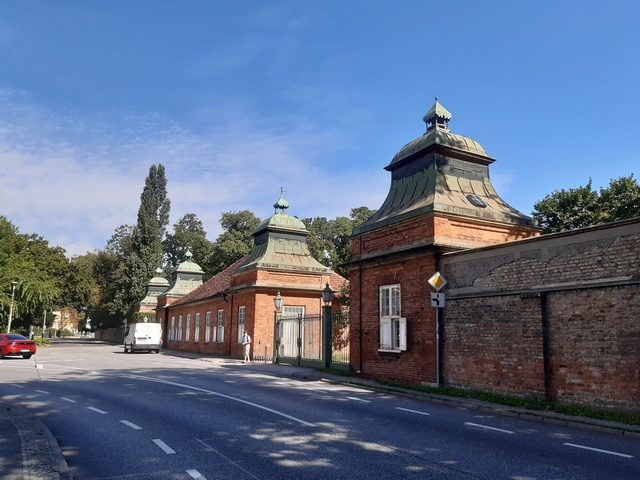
<box><xmin>532</xmin><ymin>174</ymin><xmax>640</xmax><ymax>233</ymax></box>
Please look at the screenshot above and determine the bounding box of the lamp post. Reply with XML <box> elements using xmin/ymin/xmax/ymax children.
<box><xmin>322</xmin><ymin>283</ymin><xmax>334</xmax><ymax>368</ymax></box>
<box><xmin>6</xmin><ymin>280</ymin><xmax>18</xmax><ymax>334</ymax></box>
<box><xmin>272</xmin><ymin>292</ymin><xmax>283</xmax><ymax>363</ymax></box>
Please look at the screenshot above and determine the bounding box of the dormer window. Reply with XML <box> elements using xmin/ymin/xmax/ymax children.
<box><xmin>466</xmin><ymin>194</ymin><xmax>487</xmax><ymax>208</ymax></box>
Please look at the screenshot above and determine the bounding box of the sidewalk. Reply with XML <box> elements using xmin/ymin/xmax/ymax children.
<box><xmin>3</xmin><ymin>353</ymin><xmax>639</xmax><ymax>479</ymax></box>
<box><xmin>1</xmin><ymin>400</ymin><xmax>71</xmax><ymax>480</ymax></box>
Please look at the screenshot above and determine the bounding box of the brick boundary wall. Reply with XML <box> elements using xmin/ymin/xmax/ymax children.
<box><xmin>439</xmin><ymin>218</ymin><xmax>640</xmax><ymax>412</ymax></box>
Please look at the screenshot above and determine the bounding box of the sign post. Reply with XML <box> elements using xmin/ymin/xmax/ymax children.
<box><xmin>428</xmin><ymin>272</ymin><xmax>447</xmax><ymax>387</ymax></box>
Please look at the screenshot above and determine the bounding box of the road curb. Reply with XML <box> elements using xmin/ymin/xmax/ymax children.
<box><xmin>1</xmin><ymin>400</ymin><xmax>72</xmax><ymax>480</ymax></box>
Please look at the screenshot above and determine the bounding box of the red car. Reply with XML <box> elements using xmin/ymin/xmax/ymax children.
<box><xmin>0</xmin><ymin>333</ymin><xmax>37</xmax><ymax>359</ymax></box>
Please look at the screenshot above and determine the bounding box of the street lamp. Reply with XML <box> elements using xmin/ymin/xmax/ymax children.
<box><xmin>272</xmin><ymin>292</ymin><xmax>283</xmax><ymax>363</ymax></box>
<box><xmin>322</xmin><ymin>283</ymin><xmax>334</xmax><ymax>306</ymax></box>
<box><xmin>273</xmin><ymin>291</ymin><xmax>283</xmax><ymax>311</ymax></box>
<box><xmin>6</xmin><ymin>280</ymin><xmax>18</xmax><ymax>333</ymax></box>
<box><xmin>321</xmin><ymin>283</ymin><xmax>334</xmax><ymax>368</ymax></box>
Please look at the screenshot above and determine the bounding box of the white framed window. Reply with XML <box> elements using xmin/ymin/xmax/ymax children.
<box><xmin>170</xmin><ymin>316</ymin><xmax>175</xmax><ymax>341</ymax></box>
<box><xmin>379</xmin><ymin>285</ymin><xmax>406</xmax><ymax>352</ymax></box>
<box><xmin>177</xmin><ymin>315</ymin><xmax>183</xmax><ymax>342</ymax></box>
<box><xmin>214</xmin><ymin>310</ymin><xmax>224</xmax><ymax>343</ymax></box>
<box><xmin>185</xmin><ymin>314</ymin><xmax>191</xmax><ymax>342</ymax></box>
<box><xmin>237</xmin><ymin>306</ymin><xmax>246</xmax><ymax>343</ymax></box>
<box><xmin>205</xmin><ymin>311</ymin><xmax>211</xmax><ymax>343</ymax></box>
<box><xmin>194</xmin><ymin>313</ymin><xmax>200</xmax><ymax>343</ymax></box>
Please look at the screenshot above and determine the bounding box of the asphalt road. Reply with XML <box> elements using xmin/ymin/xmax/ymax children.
<box><xmin>1</xmin><ymin>339</ymin><xmax>639</xmax><ymax>479</ymax></box>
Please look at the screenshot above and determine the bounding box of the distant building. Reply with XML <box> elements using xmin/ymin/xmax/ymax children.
<box><xmin>132</xmin><ymin>195</ymin><xmax>346</xmax><ymax>362</ymax></box>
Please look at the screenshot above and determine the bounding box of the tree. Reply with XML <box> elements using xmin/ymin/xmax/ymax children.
<box><xmin>532</xmin><ymin>175</ymin><xmax>640</xmax><ymax>234</ymax></box>
<box><xmin>125</xmin><ymin>164</ymin><xmax>171</xmax><ymax>321</ymax></box>
<box><xmin>208</xmin><ymin>210</ymin><xmax>261</xmax><ymax>275</ymax></box>
<box><xmin>302</xmin><ymin>206</ymin><xmax>377</xmax><ymax>278</ymax></box>
<box><xmin>163</xmin><ymin>213</ymin><xmax>214</xmax><ymax>274</ymax></box>
<box><xmin>0</xmin><ymin>217</ymin><xmax>65</xmax><ymax>332</ymax></box>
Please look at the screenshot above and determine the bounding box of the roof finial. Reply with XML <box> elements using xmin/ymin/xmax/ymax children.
<box><xmin>423</xmin><ymin>97</ymin><xmax>451</xmax><ymax>132</ymax></box>
<box><xmin>273</xmin><ymin>188</ymin><xmax>290</xmax><ymax>213</ymax></box>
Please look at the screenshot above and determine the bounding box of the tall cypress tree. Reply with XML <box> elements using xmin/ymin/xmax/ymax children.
<box><xmin>125</xmin><ymin>164</ymin><xmax>170</xmax><ymax>320</ymax></box>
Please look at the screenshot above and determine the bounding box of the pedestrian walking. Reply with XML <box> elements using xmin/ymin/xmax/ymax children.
<box><xmin>242</xmin><ymin>331</ymin><xmax>251</xmax><ymax>363</ymax></box>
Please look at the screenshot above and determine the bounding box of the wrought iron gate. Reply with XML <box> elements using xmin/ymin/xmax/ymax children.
<box><xmin>275</xmin><ymin>311</ymin><xmax>350</xmax><ymax>370</ymax></box>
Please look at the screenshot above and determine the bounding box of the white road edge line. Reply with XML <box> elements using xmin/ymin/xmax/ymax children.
<box><xmin>186</xmin><ymin>469</ymin><xmax>206</xmax><ymax>479</ymax></box>
<box><xmin>35</xmin><ymin>390</ymin><xmax>50</xmax><ymax>394</ymax></box>
<box><xmin>196</xmin><ymin>438</ymin><xmax>259</xmax><ymax>479</ymax></box>
<box><xmin>87</xmin><ymin>407</ymin><xmax>108</xmax><ymax>414</ymax></box>
<box><xmin>60</xmin><ymin>397</ymin><xmax>77</xmax><ymax>403</ymax></box>
<box><xmin>564</xmin><ymin>442</ymin><xmax>633</xmax><ymax>459</ymax></box>
<box><xmin>120</xmin><ymin>420</ymin><xmax>142</xmax><ymax>430</ymax></box>
<box><xmin>153</xmin><ymin>439</ymin><xmax>176</xmax><ymax>454</ymax></box>
<box><xmin>9</xmin><ymin>384</ymin><xmax>24</xmax><ymax>388</ymax></box>
<box><xmin>464</xmin><ymin>422</ymin><xmax>514</xmax><ymax>434</ymax></box>
<box><xmin>123</xmin><ymin>373</ymin><xmax>315</xmax><ymax>427</ymax></box>
<box><xmin>347</xmin><ymin>396</ymin><xmax>370</xmax><ymax>403</ymax></box>
<box><xmin>396</xmin><ymin>407</ymin><xmax>431</xmax><ymax>416</ymax></box>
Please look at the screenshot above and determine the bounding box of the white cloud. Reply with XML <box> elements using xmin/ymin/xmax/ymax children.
<box><xmin>0</xmin><ymin>90</ymin><xmax>384</xmax><ymax>257</ymax></box>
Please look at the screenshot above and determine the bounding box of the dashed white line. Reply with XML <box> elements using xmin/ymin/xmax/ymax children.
<box><xmin>564</xmin><ymin>443</ymin><xmax>633</xmax><ymax>458</ymax></box>
<box><xmin>60</xmin><ymin>397</ymin><xmax>77</xmax><ymax>403</ymax></box>
<box><xmin>35</xmin><ymin>389</ymin><xmax>50</xmax><ymax>394</ymax></box>
<box><xmin>464</xmin><ymin>422</ymin><xmax>514</xmax><ymax>434</ymax></box>
<box><xmin>10</xmin><ymin>384</ymin><xmax>24</xmax><ymax>388</ymax></box>
<box><xmin>186</xmin><ymin>469</ymin><xmax>206</xmax><ymax>479</ymax></box>
<box><xmin>120</xmin><ymin>420</ymin><xmax>142</xmax><ymax>430</ymax></box>
<box><xmin>346</xmin><ymin>396</ymin><xmax>370</xmax><ymax>402</ymax></box>
<box><xmin>153</xmin><ymin>439</ymin><xmax>176</xmax><ymax>454</ymax></box>
<box><xmin>396</xmin><ymin>407</ymin><xmax>431</xmax><ymax>416</ymax></box>
<box><xmin>87</xmin><ymin>407</ymin><xmax>107</xmax><ymax>414</ymax></box>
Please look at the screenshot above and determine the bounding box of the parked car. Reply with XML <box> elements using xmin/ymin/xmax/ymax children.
<box><xmin>123</xmin><ymin>322</ymin><xmax>162</xmax><ymax>353</ymax></box>
<box><xmin>0</xmin><ymin>333</ymin><xmax>37</xmax><ymax>359</ymax></box>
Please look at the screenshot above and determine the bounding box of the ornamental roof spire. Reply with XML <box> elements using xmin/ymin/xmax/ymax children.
<box><xmin>273</xmin><ymin>187</ymin><xmax>290</xmax><ymax>213</ymax></box>
<box><xmin>423</xmin><ymin>97</ymin><xmax>452</xmax><ymax>132</ymax></box>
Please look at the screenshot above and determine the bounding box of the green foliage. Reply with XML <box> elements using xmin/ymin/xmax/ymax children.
<box><xmin>133</xmin><ymin>311</ymin><xmax>155</xmax><ymax>323</ymax></box>
<box><xmin>126</xmin><ymin>164</ymin><xmax>171</xmax><ymax>319</ymax></box>
<box><xmin>532</xmin><ymin>174</ymin><xmax>640</xmax><ymax>233</ymax></box>
<box><xmin>208</xmin><ymin>210</ymin><xmax>261</xmax><ymax>276</ymax></box>
<box><xmin>163</xmin><ymin>213</ymin><xmax>214</xmax><ymax>273</ymax></box>
<box><xmin>303</xmin><ymin>206</ymin><xmax>376</xmax><ymax>278</ymax></box>
<box><xmin>0</xmin><ymin>217</ymin><xmax>65</xmax><ymax>331</ymax></box>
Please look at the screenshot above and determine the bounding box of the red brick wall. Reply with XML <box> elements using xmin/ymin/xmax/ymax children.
<box><xmin>443</xmin><ymin>295</ymin><xmax>546</xmax><ymax>396</ymax></box>
<box><xmin>350</xmin><ymin>254</ymin><xmax>438</xmax><ymax>384</ymax></box>
<box><xmin>440</xmin><ymin>222</ymin><xmax>640</xmax><ymax>411</ymax></box>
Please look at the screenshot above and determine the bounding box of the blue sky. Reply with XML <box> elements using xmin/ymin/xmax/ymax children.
<box><xmin>0</xmin><ymin>1</ymin><xmax>638</xmax><ymax>257</ymax></box>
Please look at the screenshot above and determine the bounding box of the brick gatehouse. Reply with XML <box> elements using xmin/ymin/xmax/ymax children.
<box><xmin>346</xmin><ymin>99</ymin><xmax>640</xmax><ymax>412</ymax></box>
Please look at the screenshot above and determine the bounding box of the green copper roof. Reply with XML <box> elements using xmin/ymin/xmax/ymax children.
<box><xmin>353</xmin><ymin>100</ymin><xmax>537</xmax><ymax>236</ymax></box>
<box><xmin>423</xmin><ymin>97</ymin><xmax>452</xmax><ymax>123</ymax></box>
<box><xmin>388</xmin><ymin>128</ymin><xmax>489</xmax><ymax>168</ymax></box>
<box><xmin>235</xmin><ymin>194</ymin><xmax>329</xmax><ymax>274</ymax></box>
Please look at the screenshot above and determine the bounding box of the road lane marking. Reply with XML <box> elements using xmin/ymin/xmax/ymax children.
<box><xmin>347</xmin><ymin>396</ymin><xmax>370</xmax><ymax>402</ymax></box>
<box><xmin>35</xmin><ymin>389</ymin><xmax>50</xmax><ymax>394</ymax></box>
<box><xmin>153</xmin><ymin>439</ymin><xmax>176</xmax><ymax>454</ymax></box>
<box><xmin>464</xmin><ymin>422</ymin><xmax>514</xmax><ymax>434</ymax></box>
<box><xmin>10</xmin><ymin>384</ymin><xmax>24</xmax><ymax>388</ymax></box>
<box><xmin>120</xmin><ymin>420</ymin><xmax>142</xmax><ymax>430</ymax></box>
<box><xmin>396</xmin><ymin>407</ymin><xmax>431</xmax><ymax>416</ymax></box>
<box><xmin>564</xmin><ymin>443</ymin><xmax>633</xmax><ymax>458</ymax></box>
<box><xmin>60</xmin><ymin>397</ymin><xmax>77</xmax><ymax>403</ymax></box>
<box><xmin>87</xmin><ymin>407</ymin><xmax>108</xmax><ymax>414</ymax></box>
<box><xmin>123</xmin><ymin>373</ymin><xmax>316</xmax><ymax>426</ymax></box>
<box><xmin>186</xmin><ymin>469</ymin><xmax>206</xmax><ymax>479</ymax></box>
<box><xmin>196</xmin><ymin>438</ymin><xmax>260</xmax><ymax>479</ymax></box>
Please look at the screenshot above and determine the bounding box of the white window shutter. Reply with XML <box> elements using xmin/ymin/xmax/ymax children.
<box><xmin>380</xmin><ymin>317</ymin><xmax>391</xmax><ymax>350</ymax></box>
<box><xmin>399</xmin><ymin>317</ymin><xmax>407</xmax><ymax>351</ymax></box>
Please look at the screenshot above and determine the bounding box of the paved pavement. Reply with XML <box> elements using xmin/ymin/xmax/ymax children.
<box><xmin>3</xmin><ymin>349</ymin><xmax>639</xmax><ymax>479</ymax></box>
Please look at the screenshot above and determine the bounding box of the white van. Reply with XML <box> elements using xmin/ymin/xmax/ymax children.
<box><xmin>124</xmin><ymin>322</ymin><xmax>162</xmax><ymax>353</ymax></box>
